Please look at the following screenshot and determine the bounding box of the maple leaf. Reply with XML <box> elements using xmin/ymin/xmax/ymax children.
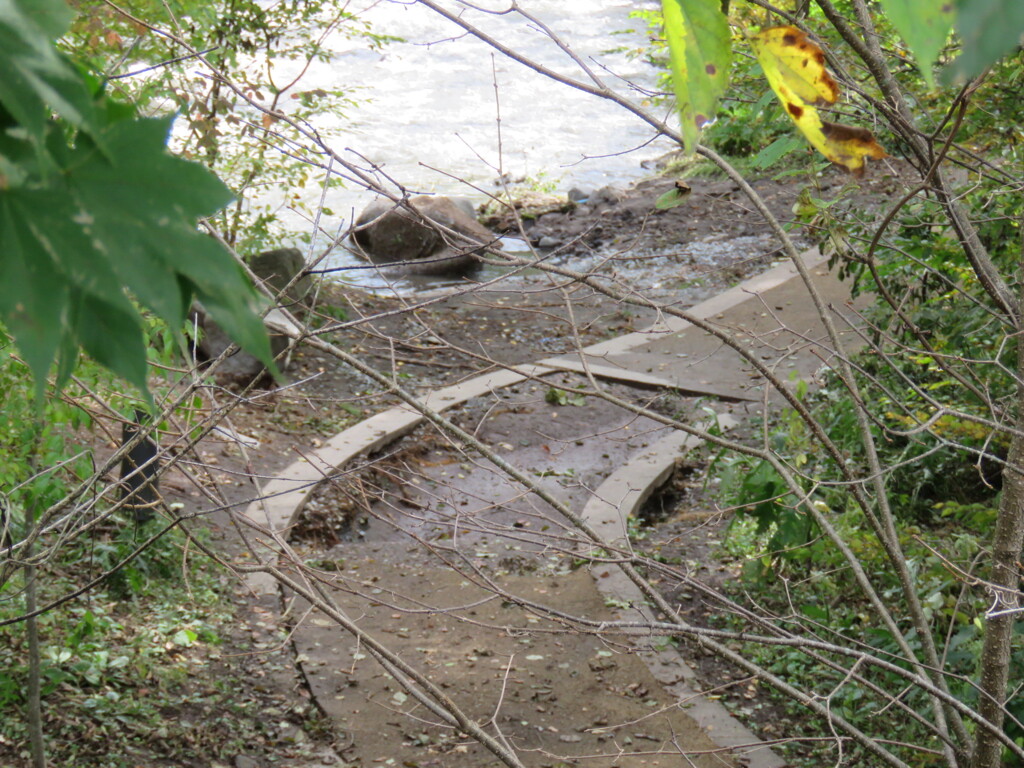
<box><xmin>751</xmin><ymin>26</ymin><xmax>887</xmax><ymax>176</ymax></box>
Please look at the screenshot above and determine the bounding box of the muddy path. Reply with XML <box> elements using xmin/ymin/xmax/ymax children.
<box><xmin>241</xmin><ymin>265</ymin><xmax>864</xmax><ymax>768</ymax></box>
<box><xmin>284</xmin><ymin>377</ymin><xmax>751</xmax><ymax>768</ymax></box>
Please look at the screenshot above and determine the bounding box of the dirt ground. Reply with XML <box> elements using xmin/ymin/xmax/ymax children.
<box><xmin>144</xmin><ymin>160</ymin><xmax>905</xmax><ymax>767</ymax></box>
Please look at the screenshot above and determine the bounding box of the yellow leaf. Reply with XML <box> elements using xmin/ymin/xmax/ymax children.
<box><xmin>750</xmin><ymin>27</ymin><xmax>839</xmax><ymax>106</ymax></box>
<box><xmin>751</xmin><ymin>26</ymin><xmax>886</xmax><ymax>175</ymax></box>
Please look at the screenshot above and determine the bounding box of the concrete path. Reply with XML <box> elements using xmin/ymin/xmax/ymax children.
<box><xmin>244</xmin><ymin>250</ymin><xmax>865</xmax><ymax>768</ymax></box>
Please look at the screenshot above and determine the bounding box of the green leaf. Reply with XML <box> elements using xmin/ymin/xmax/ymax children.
<box><xmin>171</xmin><ymin>628</ymin><xmax>198</xmax><ymax>647</ymax></box>
<box><xmin>876</xmin><ymin>0</ymin><xmax>955</xmax><ymax>88</ymax></box>
<box><xmin>178</xmin><ymin>240</ymin><xmax>277</xmax><ymax>374</ymax></box>
<box><xmin>661</xmin><ymin>0</ymin><xmax>732</xmax><ymax>154</ymax></box>
<box><xmin>0</xmin><ymin>200</ymin><xmax>69</xmax><ymax>393</ymax></box>
<box><xmin>63</xmin><ymin>116</ymin><xmax>277</xmax><ymax>375</ymax></box>
<box><xmin>72</xmin><ymin>292</ymin><xmax>151</xmax><ymax>399</ymax></box>
<box><xmin>945</xmin><ymin>0</ymin><xmax>1024</xmax><ymax>82</ymax></box>
<box><xmin>0</xmin><ymin>0</ymin><xmax>101</xmax><ymax>146</ymax></box>
<box><xmin>0</xmin><ymin>11</ymin><xmax>276</xmax><ymax>396</ymax></box>
<box><xmin>750</xmin><ymin>134</ymin><xmax>804</xmax><ymax>169</ymax></box>
<box><xmin>655</xmin><ymin>182</ymin><xmax>693</xmax><ymax>209</ymax></box>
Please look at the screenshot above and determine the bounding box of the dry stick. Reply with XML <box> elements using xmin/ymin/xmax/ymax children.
<box><xmin>23</xmin><ymin>440</ymin><xmax>47</xmax><ymax>768</ymax></box>
<box><xmin>469</xmin><ymin>243</ymin><xmax>960</xmax><ymax>698</ymax></box>
<box><xmin>203</xmin><ymin>462</ymin><xmax>532</xmax><ymax>768</ymax></box>
<box><xmin>859</xmin><ymin>101</ymin><xmax>996</xmax><ymax>411</ymax></box>
<box><xmin>835</xmin><ymin>314</ymin><xmax>1020</xmax><ymax>445</ymax></box>
<box><xmin>691</xmin><ymin>147</ymin><xmax>972</xmax><ymax>764</ymax></box>
<box><xmin>364</xmin><ymin>5</ymin><xmax>968</xmax><ymax>745</ymax></box>
<box><xmin>246</xmin><ymin>282</ymin><xmax>1020</xmax><ymax>759</ymax></box>
<box><xmin>815</xmin><ymin>2</ymin><xmax>1004</xmax><ymax>758</ymax></box>
<box><xmin>419</xmin><ymin>518</ymin><xmax>971</xmax><ymax>758</ymax></box>
<box><xmin>971</xmin><ymin>229</ymin><xmax>1024</xmax><ymax>768</ymax></box>
<box><xmin>258</xmin><ymin>562</ymin><xmax>532</xmax><ymax>767</ymax></box>
<box><xmin>418</xmin><ymin>1</ymin><xmax>983</xmax><ymax>753</ymax></box>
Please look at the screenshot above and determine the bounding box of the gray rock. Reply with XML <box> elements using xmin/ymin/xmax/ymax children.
<box><xmin>234</xmin><ymin>756</ymin><xmax>260</xmax><ymax>768</ymax></box>
<box><xmin>190</xmin><ymin>246</ymin><xmax>313</xmax><ymax>384</ymax></box>
<box><xmin>192</xmin><ymin>305</ymin><xmax>297</xmax><ymax>384</ymax></box>
<box><xmin>567</xmin><ymin>187</ymin><xmax>590</xmax><ymax>203</ymax></box>
<box><xmin>591</xmin><ymin>185</ymin><xmax>627</xmax><ymax>206</ymax></box>
<box><xmin>352</xmin><ymin>195</ymin><xmax>496</xmax><ymax>275</ymax></box>
<box><xmin>640</xmin><ymin>150</ymin><xmax>683</xmax><ymax>171</ymax></box>
<box><xmin>449</xmin><ymin>196</ymin><xmax>479</xmax><ymax>220</ymax></box>
<box><xmin>247</xmin><ymin>247</ymin><xmax>312</xmax><ymax>308</ymax></box>
<box><xmin>538</xmin><ymin>236</ymin><xmax>561</xmax><ymax>249</ymax></box>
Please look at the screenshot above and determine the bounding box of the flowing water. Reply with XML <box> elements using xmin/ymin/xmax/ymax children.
<box><xmin>266</xmin><ymin>0</ymin><xmax>673</xmax><ymax>289</ymax></box>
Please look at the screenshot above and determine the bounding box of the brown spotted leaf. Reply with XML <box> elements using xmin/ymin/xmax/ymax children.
<box><xmin>750</xmin><ymin>26</ymin><xmax>839</xmax><ymax>105</ymax></box>
<box><xmin>751</xmin><ymin>26</ymin><xmax>886</xmax><ymax>175</ymax></box>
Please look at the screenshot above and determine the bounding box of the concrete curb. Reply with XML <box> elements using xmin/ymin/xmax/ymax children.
<box><xmin>244</xmin><ymin>363</ymin><xmax>552</xmax><ymax>594</ymax></box>
<box><xmin>537</xmin><ymin>357</ymin><xmax>759</xmax><ymax>401</ymax></box>
<box><xmin>583</xmin><ymin>420</ymin><xmax>787</xmax><ymax>768</ymax></box>
<box><xmin>573</xmin><ymin>250</ymin><xmax>826</xmax><ymax>359</ymax></box>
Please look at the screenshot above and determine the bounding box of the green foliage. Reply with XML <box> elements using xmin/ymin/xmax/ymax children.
<box><xmin>65</xmin><ymin>0</ymin><xmax>394</xmax><ymax>253</ymax></box>
<box><xmin>716</xmin><ymin>403</ymin><xmax>1023</xmax><ymax>764</ymax></box>
<box><xmin>0</xmin><ymin>0</ymin><xmax>101</xmax><ymax>144</ymax></box>
<box><xmin>876</xmin><ymin>0</ymin><xmax>955</xmax><ymax>88</ymax></box>
<box><xmin>724</xmin><ymin>510</ymin><xmax>1024</xmax><ymax>764</ymax></box>
<box><xmin>947</xmin><ymin>0</ymin><xmax>1024</xmax><ymax>82</ymax></box>
<box><xmin>704</xmin><ymin>88</ymin><xmax>793</xmax><ymax>158</ymax></box>
<box><xmin>0</xmin><ymin>0</ymin><xmax>274</xmax><ymax>398</ymax></box>
<box><xmin>648</xmin><ymin>0</ymin><xmax>1024</xmax><ymax>172</ymax></box>
<box><xmin>0</xmin><ymin>526</ymin><xmax>267</xmax><ymax>767</ymax></box>
<box><xmin>749</xmin><ymin>134</ymin><xmax>805</xmax><ymax>170</ymax></box>
<box><xmin>545</xmin><ymin>387</ymin><xmax>586</xmax><ymax>407</ymax></box>
<box><xmin>0</xmin><ymin>347</ymin><xmax>94</xmax><ymax>526</ymax></box>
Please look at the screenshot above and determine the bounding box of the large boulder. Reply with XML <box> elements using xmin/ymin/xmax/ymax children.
<box><xmin>192</xmin><ymin>304</ymin><xmax>301</xmax><ymax>385</ymax></box>
<box><xmin>352</xmin><ymin>195</ymin><xmax>496</xmax><ymax>275</ymax></box>
<box><xmin>192</xmin><ymin>247</ymin><xmax>310</xmax><ymax>384</ymax></box>
<box><xmin>246</xmin><ymin>247</ymin><xmax>312</xmax><ymax>309</ymax></box>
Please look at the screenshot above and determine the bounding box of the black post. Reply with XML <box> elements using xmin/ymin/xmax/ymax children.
<box><xmin>119</xmin><ymin>411</ymin><xmax>159</xmax><ymax>523</ymax></box>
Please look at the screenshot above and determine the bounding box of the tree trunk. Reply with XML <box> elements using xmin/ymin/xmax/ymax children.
<box><xmin>971</xmin><ymin>246</ymin><xmax>1024</xmax><ymax>768</ymax></box>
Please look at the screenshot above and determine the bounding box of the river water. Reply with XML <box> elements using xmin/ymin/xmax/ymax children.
<box><xmin>267</xmin><ymin>0</ymin><xmax>674</xmax><ymax>287</ymax></box>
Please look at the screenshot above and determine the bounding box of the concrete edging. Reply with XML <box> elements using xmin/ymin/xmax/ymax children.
<box><xmin>244</xmin><ymin>364</ymin><xmax>553</xmax><ymax>594</ymax></box>
<box><xmin>576</xmin><ymin>249</ymin><xmax>826</xmax><ymax>359</ymax></box>
<box><xmin>583</xmin><ymin>420</ymin><xmax>787</xmax><ymax>768</ymax></box>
